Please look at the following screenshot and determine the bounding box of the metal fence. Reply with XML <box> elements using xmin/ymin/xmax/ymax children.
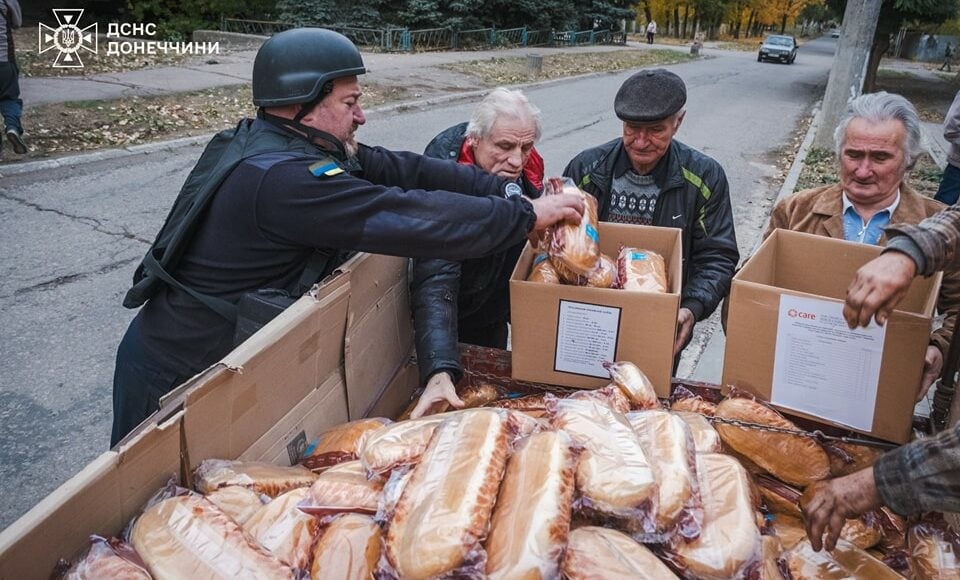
<box><xmin>220</xmin><ymin>19</ymin><xmax>628</xmax><ymax>52</ymax></box>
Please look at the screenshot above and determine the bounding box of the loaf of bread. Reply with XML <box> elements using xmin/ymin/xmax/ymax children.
<box><xmin>617</xmin><ymin>247</ymin><xmax>668</xmax><ymax>293</ymax></box>
<box><xmin>585</xmin><ymin>253</ymin><xmax>617</xmax><ymax>288</ymax></box>
<box><xmin>130</xmin><ymin>494</ymin><xmax>293</xmax><ymax>579</ymax></box>
<box><xmin>485</xmin><ymin>431</ymin><xmax>577</xmax><ymax>579</ymax></box>
<box><xmin>627</xmin><ymin>410</ymin><xmax>702</xmax><ymax>540</ymax></box>
<box><xmin>65</xmin><ymin>536</ymin><xmax>151</xmax><ymax>580</ymax></box>
<box><xmin>193</xmin><ymin>460</ymin><xmax>318</xmax><ymax>498</ymax></box>
<box><xmin>205</xmin><ymin>485</ymin><xmax>266</xmax><ymax>525</ymax></box>
<box><xmin>786</xmin><ymin>538</ymin><xmax>903</xmax><ymax>579</ymax></box>
<box><xmin>568</xmin><ymin>384</ymin><xmax>632</xmax><ymax>415</ymax></box>
<box><xmin>384</xmin><ymin>409</ymin><xmax>510</xmax><ymax>578</ymax></box>
<box><xmin>715</xmin><ymin>397</ymin><xmax>831</xmax><ymax>487</ymax></box>
<box><xmin>674</xmin><ymin>411</ymin><xmax>722</xmax><ymax>453</ymax></box>
<box><xmin>243</xmin><ymin>487</ymin><xmax>318</xmax><ymax>569</ymax></box>
<box><xmin>527</xmin><ymin>253</ymin><xmax>562</xmax><ymax>284</ymax></box>
<box><xmin>301</xmin><ymin>460</ymin><xmax>382</xmax><ymax>515</ymax></box>
<box><xmin>548</xmin><ymin>179</ymin><xmax>601</xmax><ymax>278</ymax></box>
<box><xmin>604</xmin><ymin>360</ymin><xmax>660</xmax><ymax>410</ymax></box>
<box><xmin>310</xmin><ymin>514</ymin><xmax>381</xmax><ymax>580</ymax></box>
<box><xmin>908</xmin><ymin>521</ymin><xmax>960</xmax><ymax>580</ymax></box>
<box><xmin>301</xmin><ymin>417</ymin><xmax>390</xmax><ymax>471</ymax></box>
<box><xmin>668</xmin><ymin>453</ymin><xmax>761</xmax><ymax>579</ymax></box>
<box><xmin>549</xmin><ymin>398</ymin><xmax>658</xmax><ymax>534</ymax></box>
<box><xmin>358</xmin><ymin>414</ymin><xmax>447</xmax><ymax>477</ymax></box>
<box><xmin>562</xmin><ymin>526</ymin><xmax>678</xmax><ymax>579</ymax></box>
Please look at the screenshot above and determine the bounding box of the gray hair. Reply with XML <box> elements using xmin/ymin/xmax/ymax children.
<box><xmin>833</xmin><ymin>91</ymin><xmax>923</xmax><ymax>169</ymax></box>
<box><xmin>465</xmin><ymin>87</ymin><xmax>542</xmax><ymax>141</ymax></box>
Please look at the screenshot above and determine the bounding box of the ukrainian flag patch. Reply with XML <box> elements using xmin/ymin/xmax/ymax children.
<box><xmin>308</xmin><ymin>160</ymin><xmax>344</xmax><ymax>177</ymax></box>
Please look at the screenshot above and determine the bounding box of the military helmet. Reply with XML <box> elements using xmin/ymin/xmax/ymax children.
<box><xmin>252</xmin><ymin>28</ymin><xmax>366</xmax><ymax>107</ymax></box>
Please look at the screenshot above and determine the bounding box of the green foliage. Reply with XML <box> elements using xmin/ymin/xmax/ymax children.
<box><xmin>126</xmin><ymin>0</ymin><xmax>278</xmax><ymax>39</ymax></box>
<box><xmin>277</xmin><ymin>0</ymin><xmax>380</xmax><ymax>27</ymax></box>
<box><xmin>574</xmin><ymin>0</ymin><xmax>636</xmax><ymax>30</ymax></box>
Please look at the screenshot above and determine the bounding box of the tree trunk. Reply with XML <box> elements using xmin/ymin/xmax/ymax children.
<box><xmin>863</xmin><ymin>34</ymin><xmax>890</xmax><ymax>93</ymax></box>
<box><xmin>682</xmin><ymin>4</ymin><xmax>689</xmax><ymax>39</ymax></box>
<box><xmin>780</xmin><ymin>14</ymin><xmax>787</xmax><ymax>34</ymax></box>
<box><xmin>746</xmin><ymin>8</ymin><xmax>755</xmax><ymax>38</ymax></box>
<box><xmin>642</xmin><ymin>1</ymin><xmax>651</xmax><ymax>26</ymax></box>
<box><xmin>733</xmin><ymin>4</ymin><xmax>743</xmax><ymax>39</ymax></box>
<box><xmin>673</xmin><ymin>5</ymin><xmax>680</xmax><ymax>38</ymax></box>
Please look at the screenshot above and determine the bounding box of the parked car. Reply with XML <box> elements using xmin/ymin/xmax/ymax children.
<box><xmin>830</xmin><ymin>27</ymin><xmax>841</xmax><ymax>38</ymax></box>
<box><xmin>758</xmin><ymin>34</ymin><xmax>798</xmax><ymax>64</ymax></box>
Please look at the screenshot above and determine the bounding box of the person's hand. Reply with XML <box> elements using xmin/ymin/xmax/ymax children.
<box><xmin>530</xmin><ymin>193</ymin><xmax>584</xmax><ymax>231</ymax></box>
<box><xmin>800</xmin><ymin>467</ymin><xmax>882</xmax><ymax>552</ymax></box>
<box><xmin>674</xmin><ymin>307</ymin><xmax>695</xmax><ymax>357</ymax></box>
<box><xmin>919</xmin><ymin>345</ymin><xmax>944</xmax><ymax>402</ymax></box>
<box><xmin>409</xmin><ymin>372</ymin><xmax>465</xmax><ymax>419</ymax></box>
<box><xmin>843</xmin><ymin>251</ymin><xmax>917</xmax><ymax>329</ymax></box>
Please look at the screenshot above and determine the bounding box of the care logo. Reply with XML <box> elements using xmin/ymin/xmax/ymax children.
<box><xmin>787</xmin><ymin>308</ymin><xmax>816</xmax><ymax>320</ymax></box>
<box><xmin>38</xmin><ymin>9</ymin><xmax>98</xmax><ymax>69</ymax></box>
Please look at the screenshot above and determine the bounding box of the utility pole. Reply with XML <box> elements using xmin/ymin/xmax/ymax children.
<box><xmin>813</xmin><ymin>0</ymin><xmax>882</xmax><ymax>150</ymax></box>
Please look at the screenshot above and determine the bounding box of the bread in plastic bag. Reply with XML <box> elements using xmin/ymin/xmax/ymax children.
<box><xmin>205</xmin><ymin>485</ymin><xmax>268</xmax><ymax>525</ymax></box>
<box><xmin>567</xmin><ymin>383</ymin><xmax>632</xmax><ymax>415</ymax></box>
<box><xmin>670</xmin><ymin>386</ymin><xmax>718</xmax><ymax>416</ymax></box>
<box><xmin>381</xmin><ymin>408</ymin><xmax>511</xmax><ymax>579</ymax></box>
<box><xmin>771</xmin><ymin>514</ymin><xmax>808</xmax><ymax>550</ymax></box>
<box><xmin>562</xmin><ymin>526</ymin><xmax>678</xmax><ymax>579</ymax></box>
<box><xmin>715</xmin><ymin>396</ymin><xmax>831</xmax><ymax>487</ymax></box>
<box><xmin>64</xmin><ymin>536</ymin><xmax>151</xmax><ymax>580</ymax></box>
<box><xmin>664</xmin><ymin>453</ymin><xmax>762</xmax><ymax>579</ymax></box>
<box><xmin>760</xmin><ymin>534</ymin><xmax>787</xmax><ymax>580</ymax></box>
<box><xmin>129</xmin><ymin>493</ymin><xmax>293</xmax><ymax>579</ymax></box>
<box><xmin>484</xmin><ymin>430</ymin><xmax>578</xmax><ymax>579</ymax></box>
<box><xmin>627</xmin><ymin>410</ymin><xmax>703</xmax><ymax>542</ymax></box>
<box><xmin>242</xmin><ymin>487</ymin><xmax>318</xmax><ymax>569</ymax></box>
<box><xmin>527</xmin><ymin>252</ymin><xmax>562</xmax><ymax>284</ymax></box>
<box><xmin>358</xmin><ymin>414</ymin><xmax>448</xmax><ymax>478</ymax></box>
<box><xmin>299</xmin><ymin>460</ymin><xmax>383</xmax><ymax>516</ymax></box>
<box><xmin>547</xmin><ymin>397</ymin><xmax>658</xmax><ymax>537</ymax></box>
<box><xmin>674</xmin><ymin>411</ymin><xmax>722</xmax><ymax>453</ymax></box>
<box><xmin>786</xmin><ymin>538</ymin><xmax>903</xmax><ymax>579</ymax></box>
<box><xmin>604</xmin><ymin>360</ymin><xmax>660</xmax><ymax>410</ymax></box>
<box><xmin>546</xmin><ymin>177</ymin><xmax>601</xmax><ymax>278</ymax></box>
<box><xmin>193</xmin><ymin>459</ymin><xmax>318</xmax><ymax>498</ymax></box>
<box><xmin>908</xmin><ymin>520</ymin><xmax>960</xmax><ymax>580</ymax></box>
<box><xmin>584</xmin><ymin>253</ymin><xmax>618</xmax><ymax>288</ymax></box>
<box><xmin>826</xmin><ymin>441</ymin><xmax>884</xmax><ymax>477</ymax></box>
<box><xmin>301</xmin><ymin>417</ymin><xmax>391</xmax><ymax>471</ymax></box>
<box><xmin>617</xmin><ymin>246</ymin><xmax>668</xmax><ymax>293</ymax></box>
<box><xmin>310</xmin><ymin>513</ymin><xmax>381</xmax><ymax>579</ymax></box>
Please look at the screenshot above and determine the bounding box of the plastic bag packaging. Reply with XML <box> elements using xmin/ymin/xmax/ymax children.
<box><xmin>674</xmin><ymin>411</ymin><xmax>722</xmax><ymax>454</ymax></box>
<box><xmin>663</xmin><ymin>453</ymin><xmax>762</xmax><ymax>580</ymax></box>
<box><xmin>484</xmin><ymin>430</ymin><xmax>578</xmax><ymax>579</ymax></box>
<box><xmin>129</xmin><ymin>492</ymin><xmax>293</xmax><ymax>579</ymax></box>
<box><xmin>546</xmin><ymin>177</ymin><xmax>601</xmax><ymax>278</ymax></box>
<box><xmin>358</xmin><ymin>414</ymin><xmax>448</xmax><ymax>478</ymax></box>
<box><xmin>562</xmin><ymin>526</ymin><xmax>679</xmax><ymax>579</ymax></box>
<box><xmin>786</xmin><ymin>538</ymin><xmax>903</xmax><ymax>579</ymax></box>
<box><xmin>771</xmin><ymin>514</ymin><xmax>808</xmax><ymax>550</ymax></box>
<box><xmin>301</xmin><ymin>418</ymin><xmax>391</xmax><ymax>471</ymax></box>
<box><xmin>825</xmin><ymin>441</ymin><xmax>884</xmax><ymax>477</ymax></box>
<box><xmin>755</xmin><ymin>474</ymin><xmax>802</xmax><ymax>518</ymax></box>
<box><xmin>715</xmin><ymin>396</ymin><xmax>831</xmax><ymax>487</ymax></box>
<box><xmin>527</xmin><ymin>252</ymin><xmax>562</xmax><ymax>284</ymax></box>
<box><xmin>547</xmin><ymin>396</ymin><xmax>658</xmax><ymax>537</ymax></box>
<box><xmin>568</xmin><ymin>384</ymin><xmax>632</xmax><ymax>415</ymax></box>
<box><xmin>459</xmin><ymin>382</ymin><xmax>502</xmax><ymax>409</ymax></box>
<box><xmin>908</xmin><ymin>521</ymin><xmax>960</xmax><ymax>580</ymax></box>
<box><xmin>670</xmin><ymin>385</ymin><xmax>718</xmax><ymax>416</ymax></box>
<box><xmin>193</xmin><ymin>459</ymin><xmax>318</xmax><ymax>498</ymax></box>
<box><xmin>243</xmin><ymin>487</ymin><xmax>318</xmax><ymax>569</ymax></box>
<box><xmin>380</xmin><ymin>409</ymin><xmax>511</xmax><ymax>579</ymax></box>
<box><xmin>627</xmin><ymin>410</ymin><xmax>703</xmax><ymax>542</ymax></box>
<box><xmin>310</xmin><ymin>513</ymin><xmax>381</xmax><ymax>579</ymax></box>
<box><xmin>760</xmin><ymin>534</ymin><xmax>787</xmax><ymax>580</ymax></box>
<box><xmin>617</xmin><ymin>247</ymin><xmax>668</xmax><ymax>293</ymax></box>
<box><xmin>299</xmin><ymin>460</ymin><xmax>383</xmax><ymax>516</ymax></box>
<box><xmin>604</xmin><ymin>360</ymin><xmax>660</xmax><ymax>410</ymax></box>
<box><xmin>584</xmin><ymin>253</ymin><xmax>618</xmax><ymax>288</ymax></box>
<box><xmin>840</xmin><ymin>513</ymin><xmax>885</xmax><ymax>551</ymax></box>
<box><xmin>205</xmin><ymin>485</ymin><xmax>268</xmax><ymax>525</ymax></box>
<box><xmin>64</xmin><ymin>535</ymin><xmax>151</xmax><ymax>580</ymax></box>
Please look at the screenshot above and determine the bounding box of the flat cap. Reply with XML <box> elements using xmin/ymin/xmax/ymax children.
<box><xmin>614</xmin><ymin>69</ymin><xmax>687</xmax><ymax>122</ymax></box>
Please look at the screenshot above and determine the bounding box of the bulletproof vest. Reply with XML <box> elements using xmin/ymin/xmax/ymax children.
<box><xmin>123</xmin><ymin>118</ymin><xmax>343</xmax><ymax>322</ymax></box>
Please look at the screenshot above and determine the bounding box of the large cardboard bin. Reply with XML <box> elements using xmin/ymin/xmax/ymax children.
<box><xmin>723</xmin><ymin>230</ymin><xmax>942</xmax><ymax>443</ymax></box>
<box><xmin>510</xmin><ymin>223</ymin><xmax>682</xmax><ymax>396</ymax></box>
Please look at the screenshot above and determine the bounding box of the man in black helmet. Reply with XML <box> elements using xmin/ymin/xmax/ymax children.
<box><xmin>110</xmin><ymin>28</ymin><xmax>584</xmax><ymax>445</ymax></box>
<box><xmin>564</xmin><ymin>69</ymin><xmax>739</xmax><ymax>362</ymax></box>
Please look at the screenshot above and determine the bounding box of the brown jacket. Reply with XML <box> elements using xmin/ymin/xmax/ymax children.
<box><xmin>765</xmin><ymin>182</ymin><xmax>958</xmax><ymax>356</ymax></box>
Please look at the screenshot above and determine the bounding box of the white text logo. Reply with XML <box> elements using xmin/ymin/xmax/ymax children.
<box><xmin>38</xmin><ymin>9</ymin><xmax>98</xmax><ymax>68</ymax></box>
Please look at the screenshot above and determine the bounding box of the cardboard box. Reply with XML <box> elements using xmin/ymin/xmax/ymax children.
<box><xmin>510</xmin><ymin>223</ymin><xmax>682</xmax><ymax>395</ymax></box>
<box><xmin>723</xmin><ymin>230</ymin><xmax>942</xmax><ymax>443</ymax></box>
<box><xmin>0</xmin><ymin>253</ymin><xmax>420</xmax><ymax>578</ymax></box>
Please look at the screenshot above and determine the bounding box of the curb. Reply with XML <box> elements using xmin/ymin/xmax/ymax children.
<box><xmin>0</xmin><ymin>60</ymin><xmax>695</xmax><ymax>178</ymax></box>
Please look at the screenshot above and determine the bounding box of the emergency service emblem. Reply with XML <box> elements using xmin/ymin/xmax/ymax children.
<box><xmin>38</xmin><ymin>9</ymin><xmax>98</xmax><ymax>69</ymax></box>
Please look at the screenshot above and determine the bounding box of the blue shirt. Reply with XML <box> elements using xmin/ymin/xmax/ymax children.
<box><xmin>841</xmin><ymin>191</ymin><xmax>900</xmax><ymax>245</ymax></box>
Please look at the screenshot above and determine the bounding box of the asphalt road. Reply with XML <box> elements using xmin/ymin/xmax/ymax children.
<box><xmin>0</xmin><ymin>36</ymin><xmax>837</xmax><ymax>529</ymax></box>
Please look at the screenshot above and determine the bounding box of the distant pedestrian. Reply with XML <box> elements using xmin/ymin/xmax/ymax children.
<box><xmin>940</xmin><ymin>42</ymin><xmax>954</xmax><ymax>72</ymax></box>
<box><xmin>646</xmin><ymin>20</ymin><xmax>657</xmax><ymax>44</ymax></box>
<box><xmin>0</xmin><ymin>0</ymin><xmax>26</xmax><ymax>155</ymax></box>
<box><xmin>936</xmin><ymin>90</ymin><xmax>960</xmax><ymax>205</ymax></box>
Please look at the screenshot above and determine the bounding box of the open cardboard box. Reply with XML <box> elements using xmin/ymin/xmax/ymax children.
<box><xmin>723</xmin><ymin>229</ymin><xmax>942</xmax><ymax>443</ymax></box>
<box><xmin>510</xmin><ymin>223</ymin><xmax>682</xmax><ymax>396</ymax></box>
<box><xmin>0</xmin><ymin>253</ymin><xmax>420</xmax><ymax>578</ymax></box>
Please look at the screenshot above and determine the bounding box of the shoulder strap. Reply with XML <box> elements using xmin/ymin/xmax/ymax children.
<box><xmin>143</xmin><ymin>252</ymin><xmax>237</xmax><ymax>321</ymax></box>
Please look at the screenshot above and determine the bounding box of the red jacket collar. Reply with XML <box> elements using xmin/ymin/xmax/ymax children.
<box><xmin>457</xmin><ymin>140</ymin><xmax>545</xmax><ymax>191</ymax></box>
